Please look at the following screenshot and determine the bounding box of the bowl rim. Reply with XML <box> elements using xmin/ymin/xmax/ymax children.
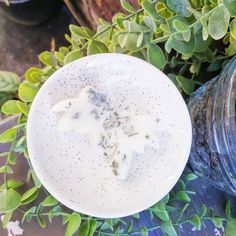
<box><xmin>27</xmin><ymin>53</ymin><xmax>192</xmax><ymax>218</ymax></box>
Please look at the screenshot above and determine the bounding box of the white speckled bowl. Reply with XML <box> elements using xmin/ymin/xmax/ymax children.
<box><xmin>27</xmin><ymin>53</ymin><xmax>192</xmax><ymax>218</ymax></box>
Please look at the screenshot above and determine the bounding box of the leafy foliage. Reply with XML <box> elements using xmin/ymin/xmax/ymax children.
<box><xmin>0</xmin><ymin>71</ymin><xmax>21</xmax><ymax>117</ymax></box>
<box><xmin>0</xmin><ymin>0</ymin><xmax>236</xmax><ymax>235</ymax></box>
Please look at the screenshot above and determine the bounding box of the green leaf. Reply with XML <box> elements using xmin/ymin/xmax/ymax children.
<box><xmin>51</xmin><ymin>205</ymin><xmax>62</xmax><ymax>214</ymax></box>
<box><xmin>21</xmin><ymin>186</ymin><xmax>38</xmax><ymax>204</ymax></box>
<box><xmin>136</xmin><ymin>31</ymin><xmax>144</xmax><ymax>47</ymax></box>
<box><xmin>132</xmin><ymin>213</ymin><xmax>140</xmax><ymax>219</ymax></box>
<box><xmin>123</xmin><ymin>20</ymin><xmax>141</xmax><ymax>32</ymax></box>
<box><xmin>162</xmin><ymin>193</ymin><xmax>170</xmax><ymax>205</ymax></box>
<box><xmin>165</xmin><ymin>36</ymin><xmax>174</xmax><ymax>53</ymax></box>
<box><xmin>65</xmin><ymin>212</ymin><xmax>81</xmax><ymax>236</ymax></box>
<box><xmin>0</xmin><ymin>165</ymin><xmax>12</xmax><ymax>173</ymax></box>
<box><xmin>69</xmin><ymin>25</ymin><xmax>94</xmax><ymax>39</ymax></box>
<box><xmin>113</xmin><ymin>13</ymin><xmax>125</xmax><ymax>29</ymax></box>
<box><xmin>230</xmin><ymin>18</ymin><xmax>236</xmax><ymax>40</ymax></box>
<box><xmin>42</xmin><ymin>195</ymin><xmax>58</xmax><ymax>207</ymax></box>
<box><xmin>189</xmin><ymin>215</ymin><xmax>201</xmax><ymax>230</ymax></box>
<box><xmin>7</xmin><ymin>179</ymin><xmax>24</xmax><ymax>189</ymax></box>
<box><xmin>78</xmin><ymin>220</ymin><xmax>90</xmax><ymax>236</ymax></box>
<box><xmin>207</xmin><ymin>60</ymin><xmax>223</xmax><ymax>72</ymax></box>
<box><xmin>115</xmin><ymin>228</ymin><xmax>120</xmax><ymax>236</ymax></box>
<box><xmin>0</xmin><ymin>152</ymin><xmax>8</xmax><ymax>157</ymax></box>
<box><xmin>173</xmin><ymin>19</ymin><xmax>189</xmax><ymax>32</ymax></box>
<box><xmin>18</xmin><ymin>81</ymin><xmax>38</xmax><ymax>102</ymax></box>
<box><xmin>143</xmin><ymin>16</ymin><xmax>156</xmax><ymax>32</ymax></box>
<box><xmin>225</xmin><ymin>219</ymin><xmax>236</xmax><ymax>236</ymax></box>
<box><xmin>37</xmin><ymin>214</ymin><xmax>46</xmax><ymax>228</ymax></box>
<box><xmin>225</xmin><ymin>200</ymin><xmax>231</xmax><ymax>218</ymax></box>
<box><xmin>142</xmin><ymin>1</ymin><xmax>161</xmax><ymax>20</ymax></box>
<box><xmin>62</xmin><ymin>214</ymin><xmax>70</xmax><ymax>225</ymax></box>
<box><xmin>129</xmin><ymin>50</ymin><xmax>146</xmax><ymax>60</ymax></box>
<box><xmin>15</xmin><ymin>135</ymin><xmax>26</xmax><ymax>148</ymax></box>
<box><xmin>0</xmin><ymin>189</ymin><xmax>21</xmax><ymax>213</ymax></box>
<box><xmin>8</xmin><ymin>153</ymin><xmax>16</xmax><ymax>165</ymax></box>
<box><xmin>39</xmin><ymin>51</ymin><xmax>58</xmax><ymax>67</ymax></box>
<box><xmin>22</xmin><ymin>206</ymin><xmax>36</xmax><ymax>222</ymax></box>
<box><xmin>120</xmin><ymin>0</ymin><xmax>136</xmax><ymax>13</ymax></box>
<box><xmin>16</xmin><ymin>101</ymin><xmax>30</xmax><ymax>116</ymax></box>
<box><xmin>97</xmin><ymin>24</ymin><xmax>112</xmax><ymax>44</ymax></box>
<box><xmin>226</xmin><ymin>41</ymin><xmax>236</xmax><ymax>56</ymax></box>
<box><xmin>211</xmin><ymin>218</ymin><xmax>223</xmax><ymax>228</ymax></box>
<box><xmin>166</xmin><ymin>0</ymin><xmax>192</xmax><ymax>17</ymax></box>
<box><xmin>54</xmin><ymin>51</ymin><xmax>65</xmax><ymax>63</ymax></box>
<box><xmin>193</xmin><ymin>30</ymin><xmax>212</xmax><ymax>53</ymax></box>
<box><xmin>176</xmin><ymin>76</ymin><xmax>195</xmax><ymax>95</ymax></box>
<box><xmin>201</xmin><ymin>18</ymin><xmax>209</xmax><ymax>41</ymax></box>
<box><xmin>200</xmin><ymin>204</ymin><xmax>207</xmax><ymax>218</ymax></box>
<box><xmin>1</xmin><ymin>100</ymin><xmax>21</xmax><ymax>115</ymax></box>
<box><xmin>88</xmin><ymin>219</ymin><xmax>97</xmax><ymax>236</ymax></box>
<box><xmin>127</xmin><ymin>220</ymin><xmax>133</xmax><ymax>233</ymax></box>
<box><xmin>182</xmin><ymin>31</ymin><xmax>191</xmax><ymax>42</ymax></box>
<box><xmin>2</xmin><ymin>210</ymin><xmax>13</xmax><ymax>228</ymax></box>
<box><xmin>175</xmin><ymin>191</ymin><xmax>191</xmax><ymax>202</ymax></box>
<box><xmin>178</xmin><ymin>179</ymin><xmax>186</xmax><ymax>190</ymax></box>
<box><xmin>161</xmin><ymin>221</ymin><xmax>177</xmax><ymax>236</ymax></box>
<box><xmin>147</xmin><ymin>43</ymin><xmax>166</xmax><ymax>69</ymax></box>
<box><xmin>153</xmin><ymin>200</ymin><xmax>170</xmax><ymax>222</ymax></box>
<box><xmin>0</xmin><ymin>127</ymin><xmax>17</xmax><ymax>143</ymax></box>
<box><xmin>141</xmin><ymin>226</ymin><xmax>148</xmax><ymax>236</ymax></box>
<box><xmin>172</xmin><ymin>33</ymin><xmax>195</xmax><ymax>54</ymax></box>
<box><xmin>25</xmin><ymin>67</ymin><xmax>44</xmax><ymax>83</ymax></box>
<box><xmin>223</xmin><ymin>0</ymin><xmax>236</xmax><ymax>16</ymax></box>
<box><xmin>0</xmin><ymin>71</ymin><xmax>20</xmax><ymax>92</ymax></box>
<box><xmin>64</xmin><ymin>49</ymin><xmax>83</xmax><ymax>64</ymax></box>
<box><xmin>118</xmin><ymin>33</ymin><xmax>144</xmax><ymax>51</ymax></box>
<box><xmin>2</xmin><ymin>211</ymin><xmax>13</xmax><ymax>229</ymax></box>
<box><xmin>87</xmin><ymin>40</ymin><xmax>108</xmax><ymax>55</ymax></box>
<box><xmin>105</xmin><ymin>219</ymin><xmax>113</xmax><ymax>230</ymax></box>
<box><xmin>118</xmin><ymin>33</ymin><xmax>129</xmax><ymax>48</ymax></box>
<box><xmin>208</xmin><ymin>5</ymin><xmax>230</xmax><ymax>40</ymax></box>
<box><xmin>30</xmin><ymin>169</ymin><xmax>42</xmax><ymax>187</ymax></box>
<box><xmin>185</xmin><ymin>173</ymin><xmax>198</xmax><ymax>182</ymax></box>
<box><xmin>48</xmin><ymin>205</ymin><xmax>62</xmax><ymax>223</ymax></box>
<box><xmin>188</xmin><ymin>7</ymin><xmax>202</xmax><ymax>19</ymax></box>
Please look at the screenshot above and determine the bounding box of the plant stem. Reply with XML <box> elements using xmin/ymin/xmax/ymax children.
<box><xmin>80</xmin><ymin>0</ymin><xmax>158</xmax><ymax>51</ymax></box>
<box><xmin>176</xmin><ymin>203</ymin><xmax>189</xmax><ymax>224</ymax></box>
<box><xmin>4</xmin><ymin>135</ymin><xmax>17</xmax><ymax>188</ymax></box>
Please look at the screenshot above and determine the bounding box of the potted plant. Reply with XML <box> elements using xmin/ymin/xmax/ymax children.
<box><xmin>0</xmin><ymin>0</ymin><xmax>59</xmax><ymax>25</ymax></box>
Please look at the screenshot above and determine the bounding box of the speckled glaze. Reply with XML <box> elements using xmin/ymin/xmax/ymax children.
<box><xmin>27</xmin><ymin>53</ymin><xmax>192</xmax><ymax>218</ymax></box>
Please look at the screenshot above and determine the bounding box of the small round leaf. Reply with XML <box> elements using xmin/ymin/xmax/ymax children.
<box><xmin>1</xmin><ymin>100</ymin><xmax>21</xmax><ymax>115</ymax></box>
<box><xmin>21</xmin><ymin>186</ymin><xmax>38</xmax><ymax>204</ymax></box>
<box><xmin>65</xmin><ymin>212</ymin><xmax>81</xmax><ymax>236</ymax></box>
<box><xmin>39</xmin><ymin>51</ymin><xmax>58</xmax><ymax>67</ymax></box>
<box><xmin>18</xmin><ymin>82</ymin><xmax>38</xmax><ymax>102</ymax></box>
<box><xmin>208</xmin><ymin>5</ymin><xmax>230</xmax><ymax>40</ymax></box>
<box><xmin>64</xmin><ymin>50</ymin><xmax>83</xmax><ymax>64</ymax></box>
<box><xmin>0</xmin><ymin>189</ymin><xmax>21</xmax><ymax>213</ymax></box>
<box><xmin>0</xmin><ymin>127</ymin><xmax>18</xmax><ymax>143</ymax></box>
<box><xmin>147</xmin><ymin>43</ymin><xmax>166</xmax><ymax>69</ymax></box>
<box><xmin>87</xmin><ymin>40</ymin><xmax>108</xmax><ymax>55</ymax></box>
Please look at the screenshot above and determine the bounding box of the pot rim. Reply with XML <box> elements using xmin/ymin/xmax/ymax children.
<box><xmin>0</xmin><ymin>0</ymin><xmax>30</xmax><ymax>4</ymax></box>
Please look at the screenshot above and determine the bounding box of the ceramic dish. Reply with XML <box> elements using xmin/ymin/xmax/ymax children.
<box><xmin>27</xmin><ymin>53</ymin><xmax>192</xmax><ymax>218</ymax></box>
